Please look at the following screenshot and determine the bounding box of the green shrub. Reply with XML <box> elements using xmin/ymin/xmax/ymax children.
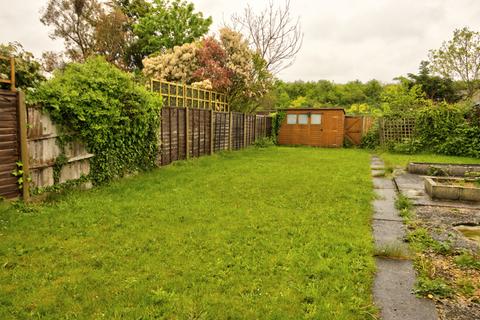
<box><xmin>455</xmin><ymin>251</ymin><xmax>480</xmax><ymax>270</ymax></box>
<box><xmin>415</xmin><ymin>102</ymin><xmax>480</xmax><ymax>158</ymax></box>
<box><xmin>360</xmin><ymin>121</ymin><xmax>380</xmax><ymax>149</ymax></box>
<box><xmin>395</xmin><ymin>194</ymin><xmax>413</xmax><ymax>211</ymax></box>
<box><xmin>254</xmin><ymin>137</ymin><xmax>274</xmax><ymax>148</ymax></box>
<box><xmin>414</xmin><ymin>277</ymin><xmax>453</xmax><ymax>298</ymax></box>
<box><xmin>31</xmin><ymin>57</ymin><xmax>162</xmax><ymax>184</ymax></box>
<box><xmin>270</xmin><ymin>111</ymin><xmax>286</xmax><ymax>144</ymax></box>
<box><xmin>391</xmin><ymin>138</ymin><xmax>424</xmax><ymax>154</ymax></box>
<box><xmin>406</xmin><ymin>228</ymin><xmax>452</xmax><ymax>254</ymax></box>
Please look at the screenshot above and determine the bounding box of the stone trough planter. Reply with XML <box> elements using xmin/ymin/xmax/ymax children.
<box><xmin>408</xmin><ymin>162</ymin><xmax>480</xmax><ymax>177</ymax></box>
<box><xmin>424</xmin><ymin>177</ymin><xmax>480</xmax><ymax>202</ymax></box>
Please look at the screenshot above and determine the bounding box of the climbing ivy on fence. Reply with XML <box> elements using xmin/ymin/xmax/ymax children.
<box><xmin>270</xmin><ymin>111</ymin><xmax>286</xmax><ymax>144</ymax></box>
<box><xmin>30</xmin><ymin>57</ymin><xmax>163</xmax><ymax>184</ymax></box>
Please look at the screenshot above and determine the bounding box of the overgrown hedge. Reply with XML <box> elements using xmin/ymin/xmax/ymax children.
<box><xmin>362</xmin><ymin>102</ymin><xmax>480</xmax><ymax>158</ymax></box>
<box><xmin>31</xmin><ymin>57</ymin><xmax>163</xmax><ymax>184</ymax></box>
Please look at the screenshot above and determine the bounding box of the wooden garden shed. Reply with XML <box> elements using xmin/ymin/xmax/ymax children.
<box><xmin>278</xmin><ymin>108</ymin><xmax>346</xmax><ymax>147</ymax></box>
<box><xmin>278</xmin><ymin>108</ymin><xmax>373</xmax><ymax>147</ymax></box>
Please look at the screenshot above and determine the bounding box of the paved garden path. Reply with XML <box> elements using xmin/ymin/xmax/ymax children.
<box><xmin>371</xmin><ymin>156</ymin><xmax>438</xmax><ymax>320</ymax></box>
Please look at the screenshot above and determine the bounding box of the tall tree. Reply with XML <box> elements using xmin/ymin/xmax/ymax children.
<box><xmin>40</xmin><ymin>0</ymin><xmax>103</xmax><ymax>62</ymax></box>
<box><xmin>405</xmin><ymin>61</ymin><xmax>459</xmax><ymax>103</ymax></box>
<box><xmin>94</xmin><ymin>7</ymin><xmax>131</xmax><ymax>68</ymax></box>
<box><xmin>230</xmin><ymin>0</ymin><xmax>303</xmax><ymax>74</ymax></box>
<box><xmin>128</xmin><ymin>0</ymin><xmax>212</xmax><ymax>69</ymax></box>
<box><xmin>429</xmin><ymin>27</ymin><xmax>480</xmax><ymax>97</ymax></box>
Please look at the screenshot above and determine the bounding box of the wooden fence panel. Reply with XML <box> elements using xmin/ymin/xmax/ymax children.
<box><xmin>0</xmin><ymin>91</ymin><xmax>20</xmax><ymax>199</ymax></box>
<box><xmin>214</xmin><ymin>112</ymin><xmax>230</xmax><ymax>152</ymax></box>
<box><xmin>266</xmin><ymin>117</ymin><xmax>272</xmax><ymax>137</ymax></box>
<box><xmin>189</xmin><ymin>108</ymin><xmax>211</xmax><ymax>158</ymax></box>
<box><xmin>231</xmin><ymin>112</ymin><xmax>244</xmax><ymax>150</ymax></box>
<box><xmin>159</xmin><ymin>107</ymin><xmax>273</xmax><ymax>166</ymax></box>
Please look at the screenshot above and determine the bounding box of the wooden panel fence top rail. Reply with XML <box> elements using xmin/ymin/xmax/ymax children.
<box><xmin>0</xmin><ymin>55</ymin><xmax>16</xmax><ymax>92</ymax></box>
<box><xmin>151</xmin><ymin>79</ymin><xmax>228</xmax><ymax>112</ymax></box>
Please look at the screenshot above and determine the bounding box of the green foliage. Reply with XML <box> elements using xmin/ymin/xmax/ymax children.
<box><xmin>415</xmin><ymin>102</ymin><xmax>480</xmax><ymax>158</ymax></box>
<box><xmin>53</xmin><ymin>153</ymin><xmax>69</xmax><ymax>184</ymax></box>
<box><xmin>403</xmin><ymin>61</ymin><xmax>460</xmax><ymax>103</ymax></box>
<box><xmin>31</xmin><ymin>57</ymin><xmax>162</xmax><ymax>184</ymax></box>
<box><xmin>253</xmin><ymin>137</ymin><xmax>274</xmax><ymax>148</ymax></box>
<box><xmin>414</xmin><ymin>277</ymin><xmax>453</xmax><ymax>298</ymax></box>
<box><xmin>129</xmin><ymin>0</ymin><xmax>211</xmax><ymax>69</ymax></box>
<box><xmin>395</xmin><ymin>194</ymin><xmax>413</xmax><ymax>211</ymax></box>
<box><xmin>373</xmin><ymin>243</ymin><xmax>411</xmax><ymax>259</ymax></box>
<box><xmin>429</xmin><ymin>27</ymin><xmax>480</xmax><ymax>97</ymax></box>
<box><xmin>271</xmin><ymin>79</ymin><xmax>386</xmax><ymax>111</ymax></box>
<box><xmin>381</xmin><ymin>83</ymin><xmax>431</xmax><ymax>115</ymax></box>
<box><xmin>11</xmin><ymin>162</ymin><xmax>31</xmax><ymax>190</ymax></box>
<box><xmin>270</xmin><ymin>111</ymin><xmax>286</xmax><ymax>143</ymax></box>
<box><xmin>455</xmin><ymin>251</ymin><xmax>480</xmax><ymax>270</ymax></box>
<box><xmin>0</xmin><ymin>42</ymin><xmax>45</xmax><ymax>91</ymax></box>
<box><xmin>406</xmin><ymin>228</ymin><xmax>452</xmax><ymax>254</ymax></box>
<box><xmin>360</xmin><ymin>122</ymin><xmax>380</xmax><ymax>149</ymax></box>
<box><xmin>390</xmin><ymin>138</ymin><xmax>424</xmax><ymax>154</ymax></box>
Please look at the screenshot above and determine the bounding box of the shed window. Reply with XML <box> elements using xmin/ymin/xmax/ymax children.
<box><xmin>298</xmin><ymin>114</ymin><xmax>308</xmax><ymax>125</ymax></box>
<box><xmin>311</xmin><ymin>114</ymin><xmax>322</xmax><ymax>125</ymax></box>
<box><xmin>287</xmin><ymin>114</ymin><xmax>297</xmax><ymax>124</ymax></box>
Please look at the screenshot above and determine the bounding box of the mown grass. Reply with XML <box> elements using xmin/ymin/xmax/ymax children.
<box><xmin>378</xmin><ymin>152</ymin><xmax>480</xmax><ymax>170</ymax></box>
<box><xmin>0</xmin><ymin>147</ymin><xmax>376</xmax><ymax>319</ymax></box>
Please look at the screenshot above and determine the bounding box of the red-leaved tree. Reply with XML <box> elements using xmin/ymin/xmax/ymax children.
<box><xmin>193</xmin><ymin>37</ymin><xmax>232</xmax><ymax>92</ymax></box>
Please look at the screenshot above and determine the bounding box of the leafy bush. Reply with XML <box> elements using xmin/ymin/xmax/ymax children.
<box><xmin>31</xmin><ymin>57</ymin><xmax>162</xmax><ymax>184</ymax></box>
<box><xmin>381</xmin><ymin>101</ymin><xmax>480</xmax><ymax>158</ymax></box>
<box><xmin>360</xmin><ymin>122</ymin><xmax>380</xmax><ymax>149</ymax></box>
<box><xmin>414</xmin><ymin>277</ymin><xmax>453</xmax><ymax>298</ymax></box>
<box><xmin>254</xmin><ymin>137</ymin><xmax>274</xmax><ymax>148</ymax></box>
<box><xmin>455</xmin><ymin>251</ymin><xmax>480</xmax><ymax>270</ymax></box>
<box><xmin>270</xmin><ymin>111</ymin><xmax>286</xmax><ymax>144</ymax></box>
<box><xmin>0</xmin><ymin>42</ymin><xmax>45</xmax><ymax>91</ymax></box>
<box><xmin>407</xmin><ymin>102</ymin><xmax>480</xmax><ymax>157</ymax></box>
<box><xmin>390</xmin><ymin>138</ymin><xmax>424</xmax><ymax>154</ymax></box>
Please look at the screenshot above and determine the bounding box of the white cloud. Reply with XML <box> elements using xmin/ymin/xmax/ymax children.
<box><xmin>1</xmin><ymin>0</ymin><xmax>479</xmax><ymax>82</ymax></box>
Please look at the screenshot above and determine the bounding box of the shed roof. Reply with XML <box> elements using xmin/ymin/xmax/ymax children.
<box><xmin>280</xmin><ymin>108</ymin><xmax>345</xmax><ymax>113</ymax></box>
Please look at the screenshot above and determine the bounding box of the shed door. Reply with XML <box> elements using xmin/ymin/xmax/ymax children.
<box><xmin>321</xmin><ymin>113</ymin><xmax>343</xmax><ymax>147</ymax></box>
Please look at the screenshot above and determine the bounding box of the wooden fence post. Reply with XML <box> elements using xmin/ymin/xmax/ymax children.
<box><xmin>185</xmin><ymin>108</ymin><xmax>189</xmax><ymax>159</ymax></box>
<box><xmin>17</xmin><ymin>91</ymin><xmax>30</xmax><ymax>201</ymax></box>
<box><xmin>243</xmin><ymin>113</ymin><xmax>247</xmax><ymax>148</ymax></box>
<box><xmin>229</xmin><ymin>112</ymin><xmax>233</xmax><ymax>151</ymax></box>
<box><xmin>210</xmin><ymin>109</ymin><xmax>214</xmax><ymax>155</ymax></box>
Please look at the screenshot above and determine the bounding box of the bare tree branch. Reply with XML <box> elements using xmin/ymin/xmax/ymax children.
<box><xmin>229</xmin><ymin>0</ymin><xmax>303</xmax><ymax>75</ymax></box>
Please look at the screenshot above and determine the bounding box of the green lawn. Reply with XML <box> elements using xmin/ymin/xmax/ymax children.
<box><xmin>378</xmin><ymin>152</ymin><xmax>480</xmax><ymax>169</ymax></box>
<box><xmin>0</xmin><ymin>147</ymin><xmax>376</xmax><ymax>319</ymax></box>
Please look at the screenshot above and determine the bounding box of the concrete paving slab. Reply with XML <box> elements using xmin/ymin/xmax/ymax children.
<box><xmin>374</xmin><ymin>258</ymin><xmax>438</xmax><ymax>320</ymax></box>
<box><xmin>374</xmin><ymin>188</ymin><xmax>397</xmax><ymax>200</ymax></box>
<box><xmin>372</xmin><ymin>169</ymin><xmax>386</xmax><ymax>177</ymax></box>
<box><xmin>373</xmin><ymin>219</ymin><xmax>406</xmax><ymax>246</ymax></box>
<box><xmin>372</xmin><ymin>157</ymin><xmax>438</xmax><ymax>320</ymax></box>
<box><xmin>373</xmin><ymin>177</ymin><xmax>395</xmax><ymax>190</ymax></box>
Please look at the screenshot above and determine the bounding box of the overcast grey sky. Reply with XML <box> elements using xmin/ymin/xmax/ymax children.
<box><xmin>1</xmin><ymin>0</ymin><xmax>479</xmax><ymax>83</ymax></box>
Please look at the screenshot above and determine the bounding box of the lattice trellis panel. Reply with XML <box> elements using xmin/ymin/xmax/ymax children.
<box><xmin>380</xmin><ymin>117</ymin><xmax>417</xmax><ymax>144</ymax></box>
<box><xmin>151</xmin><ymin>79</ymin><xmax>228</xmax><ymax>111</ymax></box>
